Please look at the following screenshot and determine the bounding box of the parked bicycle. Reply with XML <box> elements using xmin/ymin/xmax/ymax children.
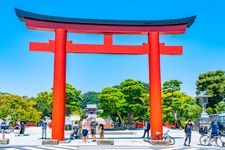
<box><xmin>149</xmin><ymin>130</ymin><xmax>175</xmax><ymax>145</ymax></box>
<box><xmin>199</xmin><ymin>130</ymin><xmax>225</xmax><ymax>147</ymax></box>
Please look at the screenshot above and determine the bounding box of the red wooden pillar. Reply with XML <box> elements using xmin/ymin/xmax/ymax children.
<box><xmin>52</xmin><ymin>28</ymin><xmax>67</xmax><ymax>141</ymax></box>
<box><xmin>148</xmin><ymin>32</ymin><xmax>163</xmax><ymax>140</ymax></box>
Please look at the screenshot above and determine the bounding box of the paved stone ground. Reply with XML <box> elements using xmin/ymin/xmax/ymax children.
<box><xmin>0</xmin><ymin>126</ymin><xmax>224</xmax><ymax>149</ymax></box>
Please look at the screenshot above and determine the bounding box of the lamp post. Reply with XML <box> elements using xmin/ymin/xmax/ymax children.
<box><xmin>196</xmin><ymin>91</ymin><xmax>212</xmax><ymax>133</ymax></box>
<box><xmin>196</xmin><ymin>91</ymin><xmax>211</xmax><ymax>115</ymax></box>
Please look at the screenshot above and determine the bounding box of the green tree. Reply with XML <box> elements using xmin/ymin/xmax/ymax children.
<box><xmin>196</xmin><ymin>70</ymin><xmax>225</xmax><ymax>112</ymax></box>
<box><xmin>162</xmin><ymin>80</ymin><xmax>201</xmax><ymax>124</ymax></box>
<box><xmin>34</xmin><ymin>91</ymin><xmax>52</xmax><ymax>118</ymax></box>
<box><xmin>162</xmin><ymin>80</ymin><xmax>182</xmax><ymax>122</ymax></box>
<box><xmin>119</xmin><ymin>79</ymin><xmax>149</xmax><ymax>123</ymax></box>
<box><xmin>215</xmin><ymin>101</ymin><xmax>225</xmax><ymax>114</ymax></box>
<box><xmin>65</xmin><ymin>83</ymin><xmax>83</xmax><ymax>116</ymax></box>
<box><xmin>34</xmin><ymin>83</ymin><xmax>83</xmax><ymax>117</ymax></box>
<box><xmin>98</xmin><ymin>87</ymin><xmax>127</xmax><ymax>127</ymax></box>
<box><xmin>80</xmin><ymin>91</ymin><xmax>99</xmax><ymax>109</ymax></box>
<box><xmin>179</xmin><ymin>93</ymin><xmax>201</xmax><ymax>121</ymax></box>
<box><xmin>0</xmin><ymin>94</ymin><xmax>41</xmax><ymax>122</ymax></box>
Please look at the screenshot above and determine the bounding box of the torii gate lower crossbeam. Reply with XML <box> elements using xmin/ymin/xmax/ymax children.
<box><xmin>15</xmin><ymin>8</ymin><xmax>195</xmax><ymax>141</ymax></box>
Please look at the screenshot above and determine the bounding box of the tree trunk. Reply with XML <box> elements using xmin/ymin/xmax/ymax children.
<box><xmin>117</xmin><ymin>112</ymin><xmax>126</xmax><ymax>129</ymax></box>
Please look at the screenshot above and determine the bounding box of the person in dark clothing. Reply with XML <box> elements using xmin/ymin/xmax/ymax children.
<box><xmin>19</xmin><ymin>121</ymin><xmax>26</xmax><ymax>135</ymax></box>
<box><xmin>142</xmin><ymin>121</ymin><xmax>150</xmax><ymax>138</ymax></box>
<box><xmin>90</xmin><ymin>117</ymin><xmax>98</xmax><ymax>142</ymax></box>
<box><xmin>184</xmin><ymin>119</ymin><xmax>194</xmax><ymax>146</ymax></box>
<box><xmin>208</xmin><ymin>120</ymin><xmax>219</xmax><ymax>146</ymax></box>
<box><xmin>1</xmin><ymin>119</ymin><xmax>7</xmax><ymax>137</ymax></box>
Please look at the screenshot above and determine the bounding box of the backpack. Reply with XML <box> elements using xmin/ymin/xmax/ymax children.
<box><xmin>185</xmin><ymin>124</ymin><xmax>192</xmax><ymax>133</ymax></box>
<box><xmin>91</xmin><ymin>121</ymin><xmax>97</xmax><ymax>127</ymax></box>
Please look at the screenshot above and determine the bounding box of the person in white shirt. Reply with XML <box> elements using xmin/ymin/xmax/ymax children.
<box><xmin>81</xmin><ymin>115</ymin><xmax>88</xmax><ymax>142</ymax></box>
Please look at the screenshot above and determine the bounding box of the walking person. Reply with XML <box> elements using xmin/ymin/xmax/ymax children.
<box><xmin>1</xmin><ymin>119</ymin><xmax>7</xmax><ymax>139</ymax></box>
<box><xmin>14</xmin><ymin>121</ymin><xmax>20</xmax><ymax>136</ymax></box>
<box><xmin>184</xmin><ymin>119</ymin><xmax>194</xmax><ymax>146</ymax></box>
<box><xmin>90</xmin><ymin>117</ymin><xmax>98</xmax><ymax>142</ymax></box>
<box><xmin>19</xmin><ymin>121</ymin><xmax>26</xmax><ymax>135</ymax></box>
<box><xmin>142</xmin><ymin>121</ymin><xmax>150</xmax><ymax>138</ymax></box>
<box><xmin>81</xmin><ymin>115</ymin><xmax>89</xmax><ymax>142</ymax></box>
<box><xmin>41</xmin><ymin>120</ymin><xmax>48</xmax><ymax>139</ymax></box>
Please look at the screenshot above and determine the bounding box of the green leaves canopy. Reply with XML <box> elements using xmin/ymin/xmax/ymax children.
<box><xmin>162</xmin><ymin>80</ymin><xmax>201</xmax><ymax>124</ymax></box>
<box><xmin>80</xmin><ymin>91</ymin><xmax>99</xmax><ymax>109</ymax></box>
<box><xmin>196</xmin><ymin>70</ymin><xmax>225</xmax><ymax>111</ymax></box>
<box><xmin>0</xmin><ymin>94</ymin><xmax>41</xmax><ymax>123</ymax></box>
<box><xmin>98</xmin><ymin>87</ymin><xmax>126</xmax><ymax>115</ymax></box>
<box><xmin>119</xmin><ymin>79</ymin><xmax>149</xmax><ymax>122</ymax></box>
<box><xmin>65</xmin><ymin>83</ymin><xmax>83</xmax><ymax>116</ymax></box>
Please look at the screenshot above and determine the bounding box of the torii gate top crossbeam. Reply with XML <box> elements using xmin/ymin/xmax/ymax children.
<box><xmin>15</xmin><ymin>8</ymin><xmax>195</xmax><ymax>35</ymax></box>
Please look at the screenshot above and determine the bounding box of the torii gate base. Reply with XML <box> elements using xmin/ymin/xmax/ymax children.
<box><xmin>15</xmin><ymin>8</ymin><xmax>195</xmax><ymax>141</ymax></box>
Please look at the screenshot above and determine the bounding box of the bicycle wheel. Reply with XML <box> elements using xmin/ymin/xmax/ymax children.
<box><xmin>164</xmin><ymin>136</ymin><xmax>175</xmax><ymax>145</ymax></box>
<box><xmin>200</xmin><ymin>135</ymin><xmax>210</xmax><ymax>146</ymax></box>
<box><xmin>4</xmin><ymin>127</ymin><xmax>12</xmax><ymax>134</ymax></box>
<box><xmin>217</xmin><ymin>135</ymin><xmax>225</xmax><ymax>147</ymax></box>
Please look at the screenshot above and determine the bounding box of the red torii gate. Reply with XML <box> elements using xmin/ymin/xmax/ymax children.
<box><xmin>15</xmin><ymin>8</ymin><xmax>195</xmax><ymax>141</ymax></box>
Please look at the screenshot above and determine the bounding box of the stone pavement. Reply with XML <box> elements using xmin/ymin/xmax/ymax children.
<box><xmin>0</xmin><ymin>126</ymin><xmax>224</xmax><ymax>149</ymax></box>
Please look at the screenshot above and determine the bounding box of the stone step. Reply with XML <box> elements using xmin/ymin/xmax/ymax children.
<box><xmin>42</xmin><ymin>140</ymin><xmax>59</xmax><ymax>145</ymax></box>
<box><xmin>0</xmin><ymin>138</ymin><xmax>9</xmax><ymax>144</ymax></box>
<box><xmin>99</xmin><ymin>131</ymin><xmax>134</xmax><ymax>135</ymax></box>
<box><xmin>97</xmin><ymin>140</ymin><xmax>114</xmax><ymax>145</ymax></box>
<box><xmin>150</xmin><ymin>140</ymin><xmax>169</xmax><ymax>146</ymax></box>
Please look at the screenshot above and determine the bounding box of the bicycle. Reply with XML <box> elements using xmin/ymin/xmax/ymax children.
<box><xmin>0</xmin><ymin>126</ymin><xmax>14</xmax><ymax>134</ymax></box>
<box><xmin>199</xmin><ymin>130</ymin><xmax>225</xmax><ymax>147</ymax></box>
<box><xmin>149</xmin><ymin>130</ymin><xmax>175</xmax><ymax>145</ymax></box>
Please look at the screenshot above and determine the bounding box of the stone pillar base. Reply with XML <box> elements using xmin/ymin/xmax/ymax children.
<box><xmin>0</xmin><ymin>138</ymin><xmax>9</xmax><ymax>144</ymax></box>
<box><xmin>42</xmin><ymin>140</ymin><xmax>59</xmax><ymax>145</ymax></box>
<box><xmin>150</xmin><ymin>140</ymin><xmax>169</xmax><ymax>146</ymax></box>
<box><xmin>97</xmin><ymin>140</ymin><xmax>114</xmax><ymax>145</ymax></box>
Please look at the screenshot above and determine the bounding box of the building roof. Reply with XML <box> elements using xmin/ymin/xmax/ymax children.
<box><xmin>86</xmin><ymin>104</ymin><xmax>97</xmax><ymax>109</ymax></box>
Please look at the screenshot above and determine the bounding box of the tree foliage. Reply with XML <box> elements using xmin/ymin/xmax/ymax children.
<box><xmin>0</xmin><ymin>94</ymin><xmax>41</xmax><ymax>122</ymax></box>
<box><xmin>215</xmin><ymin>101</ymin><xmax>225</xmax><ymax>114</ymax></box>
<box><xmin>119</xmin><ymin>79</ymin><xmax>149</xmax><ymax>122</ymax></box>
<box><xmin>98</xmin><ymin>87</ymin><xmax>126</xmax><ymax>126</ymax></box>
<box><xmin>33</xmin><ymin>83</ymin><xmax>83</xmax><ymax>118</ymax></box>
<box><xmin>196</xmin><ymin>70</ymin><xmax>225</xmax><ymax>112</ymax></box>
<box><xmin>98</xmin><ymin>79</ymin><xmax>149</xmax><ymax>128</ymax></box>
<box><xmin>80</xmin><ymin>91</ymin><xmax>99</xmax><ymax>109</ymax></box>
<box><xmin>162</xmin><ymin>80</ymin><xmax>201</xmax><ymax>124</ymax></box>
<box><xmin>65</xmin><ymin>83</ymin><xmax>83</xmax><ymax>116</ymax></box>
<box><xmin>34</xmin><ymin>91</ymin><xmax>52</xmax><ymax>118</ymax></box>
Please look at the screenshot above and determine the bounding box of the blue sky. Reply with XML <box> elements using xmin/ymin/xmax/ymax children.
<box><xmin>0</xmin><ymin>0</ymin><xmax>225</xmax><ymax>97</ymax></box>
